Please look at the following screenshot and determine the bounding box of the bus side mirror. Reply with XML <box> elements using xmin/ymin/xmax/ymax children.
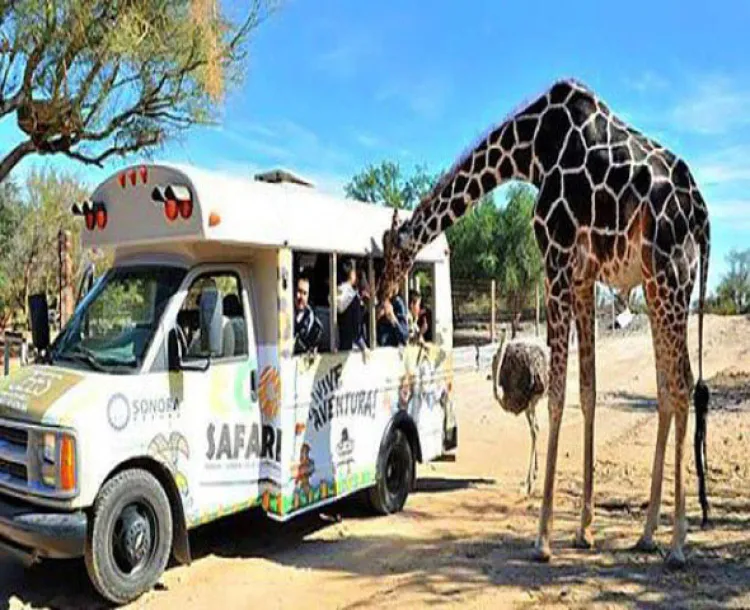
<box><xmin>28</xmin><ymin>293</ymin><xmax>50</xmax><ymax>352</ymax></box>
<box><xmin>199</xmin><ymin>286</ymin><xmax>223</xmax><ymax>357</ymax></box>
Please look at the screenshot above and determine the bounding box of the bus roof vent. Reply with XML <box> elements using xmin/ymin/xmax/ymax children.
<box><xmin>253</xmin><ymin>168</ymin><xmax>315</xmax><ymax>188</ymax></box>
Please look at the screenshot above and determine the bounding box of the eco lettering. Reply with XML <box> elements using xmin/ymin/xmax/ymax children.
<box><xmin>206</xmin><ymin>423</ymin><xmax>282</xmax><ymax>463</ymax></box>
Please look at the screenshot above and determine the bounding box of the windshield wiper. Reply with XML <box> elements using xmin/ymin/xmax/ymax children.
<box><xmin>57</xmin><ymin>345</ymin><xmax>110</xmax><ymax>373</ymax></box>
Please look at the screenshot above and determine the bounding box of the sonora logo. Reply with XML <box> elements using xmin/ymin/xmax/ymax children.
<box><xmin>107</xmin><ymin>393</ymin><xmax>130</xmax><ymax>431</ymax></box>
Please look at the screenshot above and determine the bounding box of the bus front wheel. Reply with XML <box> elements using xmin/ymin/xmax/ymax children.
<box><xmin>368</xmin><ymin>428</ymin><xmax>414</xmax><ymax>515</ymax></box>
<box><xmin>84</xmin><ymin>468</ymin><xmax>173</xmax><ymax>605</ymax></box>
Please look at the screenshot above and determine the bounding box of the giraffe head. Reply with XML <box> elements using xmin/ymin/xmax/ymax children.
<box><xmin>377</xmin><ymin>207</ymin><xmax>418</xmax><ymax>303</ymax></box>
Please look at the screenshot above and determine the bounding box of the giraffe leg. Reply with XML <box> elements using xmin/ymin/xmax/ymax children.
<box><xmin>635</xmin><ymin>404</ymin><xmax>672</xmax><ymax>553</ymax></box>
<box><xmin>573</xmin><ymin>281</ymin><xmax>596</xmax><ymax>550</ymax></box>
<box><xmin>667</xmin><ymin>404</ymin><xmax>690</xmax><ymax>568</ymax></box>
<box><xmin>533</xmin><ymin>289</ymin><xmax>572</xmax><ymax>562</ymax></box>
<box><xmin>636</xmin><ymin>272</ymin><xmax>695</xmax><ymax>566</ymax></box>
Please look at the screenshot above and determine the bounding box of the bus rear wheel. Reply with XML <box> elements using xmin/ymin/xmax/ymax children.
<box><xmin>84</xmin><ymin>469</ymin><xmax>173</xmax><ymax>605</ymax></box>
<box><xmin>368</xmin><ymin>428</ymin><xmax>414</xmax><ymax>515</ymax></box>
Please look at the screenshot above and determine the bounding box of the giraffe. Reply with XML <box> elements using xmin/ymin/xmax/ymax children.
<box><xmin>377</xmin><ymin>78</ymin><xmax>711</xmax><ymax>568</ymax></box>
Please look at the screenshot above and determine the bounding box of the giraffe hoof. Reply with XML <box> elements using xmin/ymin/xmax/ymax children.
<box><xmin>533</xmin><ymin>542</ymin><xmax>552</xmax><ymax>563</ymax></box>
<box><xmin>665</xmin><ymin>549</ymin><xmax>686</xmax><ymax>570</ymax></box>
<box><xmin>633</xmin><ymin>536</ymin><xmax>659</xmax><ymax>554</ymax></box>
<box><xmin>574</xmin><ymin>529</ymin><xmax>594</xmax><ymax>550</ymax></box>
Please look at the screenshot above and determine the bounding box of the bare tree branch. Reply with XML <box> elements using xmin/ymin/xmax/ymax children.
<box><xmin>0</xmin><ymin>140</ymin><xmax>35</xmax><ymax>183</ymax></box>
<box><xmin>1</xmin><ymin>1</ymin><xmax>276</xmax><ymax>184</ymax></box>
<box><xmin>62</xmin><ymin>132</ymin><xmax>161</xmax><ymax>168</ymax></box>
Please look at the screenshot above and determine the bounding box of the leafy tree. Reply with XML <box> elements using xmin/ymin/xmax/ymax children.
<box><xmin>0</xmin><ymin>0</ymin><xmax>276</xmax><ymax>183</ymax></box>
<box><xmin>493</xmin><ymin>184</ymin><xmax>543</xmax><ymax>336</ymax></box>
<box><xmin>0</xmin><ymin>166</ymin><xmax>92</xmax><ymax>326</ymax></box>
<box><xmin>708</xmin><ymin>249</ymin><xmax>750</xmax><ymax>315</ymax></box>
<box><xmin>444</xmin><ymin>195</ymin><xmax>498</xmax><ymax>279</ymax></box>
<box><xmin>0</xmin><ymin>177</ymin><xmax>22</xmax><ymax>326</ymax></box>
<box><xmin>445</xmin><ymin>183</ymin><xmax>543</xmax><ymax>336</ymax></box>
<box><xmin>344</xmin><ymin>160</ymin><xmax>438</xmax><ymax>209</ymax></box>
<box><xmin>345</xmin><ymin>161</ymin><xmax>544</xmax><ymax>334</ymax></box>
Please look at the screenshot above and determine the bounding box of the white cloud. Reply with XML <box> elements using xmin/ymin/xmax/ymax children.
<box><xmin>354</xmin><ymin>132</ymin><xmax>381</xmax><ymax>148</ymax></box>
<box><xmin>213</xmin><ymin>126</ymin><xmax>292</xmax><ymax>161</ymax></box>
<box><xmin>210</xmin><ymin>119</ymin><xmax>348</xmax><ymax>171</ymax></box>
<box><xmin>376</xmin><ymin>74</ymin><xmax>453</xmax><ymax>121</ymax></box>
<box><xmin>690</xmin><ymin>145</ymin><xmax>750</xmax><ymax>186</ymax></box>
<box><xmin>671</xmin><ymin>74</ymin><xmax>750</xmax><ymax>135</ymax></box>
<box><xmin>708</xmin><ymin>199</ymin><xmax>750</xmax><ymax>220</ymax></box>
<box><xmin>625</xmin><ymin>71</ymin><xmax>670</xmax><ymax>92</ymax></box>
<box><xmin>312</xmin><ymin>30</ymin><xmax>381</xmax><ymax>80</ymax></box>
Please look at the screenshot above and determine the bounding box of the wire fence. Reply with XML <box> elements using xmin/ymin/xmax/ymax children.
<box><xmin>450</xmin><ymin>276</ymin><xmax>647</xmax><ymax>348</ymax></box>
<box><xmin>451</xmin><ymin>276</ymin><xmax>545</xmax><ymax>346</ymax></box>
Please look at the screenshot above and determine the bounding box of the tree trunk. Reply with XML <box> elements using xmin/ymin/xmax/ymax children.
<box><xmin>0</xmin><ymin>140</ymin><xmax>35</xmax><ymax>184</ymax></box>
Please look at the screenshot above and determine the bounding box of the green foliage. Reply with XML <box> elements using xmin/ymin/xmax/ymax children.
<box><xmin>345</xmin><ymin>159</ymin><xmax>545</xmax><ymax>322</ymax></box>
<box><xmin>0</xmin><ymin>177</ymin><xmax>22</xmax><ymax>323</ymax></box>
<box><xmin>0</xmin><ymin>0</ymin><xmax>277</xmax><ymax>182</ymax></box>
<box><xmin>446</xmin><ymin>183</ymin><xmax>543</xmax><ymax>319</ymax></box>
<box><xmin>707</xmin><ymin>248</ymin><xmax>750</xmax><ymax>315</ymax></box>
<box><xmin>444</xmin><ymin>196</ymin><xmax>498</xmax><ymax>278</ymax></box>
<box><xmin>493</xmin><ymin>183</ymin><xmax>543</xmax><ymax>311</ymax></box>
<box><xmin>0</xmin><ymin>166</ymin><xmax>102</xmax><ymax>327</ymax></box>
<box><xmin>344</xmin><ymin>160</ymin><xmax>439</xmax><ymax>210</ymax></box>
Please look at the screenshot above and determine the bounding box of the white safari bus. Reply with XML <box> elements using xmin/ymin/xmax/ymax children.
<box><xmin>0</xmin><ymin>164</ymin><xmax>458</xmax><ymax>604</ymax></box>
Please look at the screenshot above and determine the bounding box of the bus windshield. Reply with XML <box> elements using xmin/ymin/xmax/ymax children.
<box><xmin>51</xmin><ymin>265</ymin><xmax>186</xmax><ymax>373</ymax></box>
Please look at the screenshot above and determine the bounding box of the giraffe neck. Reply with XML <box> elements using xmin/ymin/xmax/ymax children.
<box><xmin>402</xmin><ymin>115</ymin><xmax>541</xmax><ymax>251</ymax></box>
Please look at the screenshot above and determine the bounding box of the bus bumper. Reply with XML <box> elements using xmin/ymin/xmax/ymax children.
<box><xmin>0</xmin><ymin>494</ymin><xmax>87</xmax><ymax>566</ymax></box>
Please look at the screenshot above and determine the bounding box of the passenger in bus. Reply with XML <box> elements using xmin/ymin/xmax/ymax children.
<box><xmin>418</xmin><ymin>307</ymin><xmax>433</xmax><ymax>342</ymax></box>
<box><xmin>294</xmin><ymin>276</ymin><xmax>323</xmax><ymax>354</ymax></box>
<box><xmin>336</xmin><ymin>259</ymin><xmax>367</xmax><ymax>351</ymax></box>
<box><xmin>356</xmin><ymin>271</ymin><xmax>372</xmax><ymax>347</ymax></box>
<box><xmin>407</xmin><ymin>291</ymin><xmax>424</xmax><ymax>343</ymax></box>
<box><xmin>376</xmin><ymin>294</ymin><xmax>409</xmax><ymax>347</ymax></box>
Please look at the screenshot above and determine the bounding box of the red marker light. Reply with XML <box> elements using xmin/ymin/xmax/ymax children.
<box><xmin>95</xmin><ymin>207</ymin><xmax>108</xmax><ymax>229</ymax></box>
<box><xmin>129</xmin><ymin>169</ymin><xmax>137</xmax><ymax>186</ymax></box>
<box><xmin>139</xmin><ymin>166</ymin><xmax>148</xmax><ymax>184</ymax></box>
<box><xmin>118</xmin><ymin>174</ymin><xmax>126</xmax><ymax>188</ymax></box>
<box><xmin>178</xmin><ymin>198</ymin><xmax>193</xmax><ymax>219</ymax></box>
<box><xmin>164</xmin><ymin>199</ymin><xmax>179</xmax><ymax>221</ymax></box>
<box><xmin>85</xmin><ymin>211</ymin><xmax>96</xmax><ymax>231</ymax></box>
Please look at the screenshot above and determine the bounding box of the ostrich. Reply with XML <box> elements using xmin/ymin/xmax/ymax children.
<box><xmin>491</xmin><ymin>333</ymin><xmax>549</xmax><ymax>495</ymax></box>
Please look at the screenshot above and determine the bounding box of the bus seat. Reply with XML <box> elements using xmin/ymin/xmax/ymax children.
<box><xmin>222</xmin><ymin>294</ymin><xmax>247</xmax><ymax>356</ymax></box>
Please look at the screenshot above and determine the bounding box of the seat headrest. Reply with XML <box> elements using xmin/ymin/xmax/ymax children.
<box><xmin>223</xmin><ymin>294</ymin><xmax>243</xmax><ymax>317</ymax></box>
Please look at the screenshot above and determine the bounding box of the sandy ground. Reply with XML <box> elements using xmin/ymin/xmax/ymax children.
<box><xmin>2</xmin><ymin>314</ymin><xmax>749</xmax><ymax>609</ymax></box>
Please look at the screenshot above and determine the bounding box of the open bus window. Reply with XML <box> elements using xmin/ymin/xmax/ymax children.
<box><xmin>177</xmin><ymin>272</ymin><xmax>248</xmax><ymax>360</ymax></box>
<box><xmin>292</xmin><ymin>251</ymin><xmax>374</xmax><ymax>354</ymax></box>
<box><xmin>409</xmin><ymin>263</ymin><xmax>435</xmax><ymax>343</ymax></box>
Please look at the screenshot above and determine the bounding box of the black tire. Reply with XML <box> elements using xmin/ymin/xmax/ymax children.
<box><xmin>84</xmin><ymin>469</ymin><xmax>173</xmax><ymax>605</ymax></box>
<box><xmin>368</xmin><ymin>428</ymin><xmax>414</xmax><ymax>515</ymax></box>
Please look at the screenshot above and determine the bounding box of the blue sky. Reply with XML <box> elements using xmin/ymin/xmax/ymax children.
<box><xmin>3</xmin><ymin>0</ymin><xmax>749</xmax><ymax>291</ymax></box>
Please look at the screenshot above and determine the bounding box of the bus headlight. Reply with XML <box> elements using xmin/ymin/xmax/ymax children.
<box><xmin>41</xmin><ymin>433</ymin><xmax>57</xmax><ymax>487</ymax></box>
<box><xmin>37</xmin><ymin>432</ymin><xmax>77</xmax><ymax>492</ymax></box>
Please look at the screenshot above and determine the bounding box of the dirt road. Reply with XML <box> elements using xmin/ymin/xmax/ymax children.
<box><xmin>3</xmin><ymin>315</ymin><xmax>749</xmax><ymax>609</ymax></box>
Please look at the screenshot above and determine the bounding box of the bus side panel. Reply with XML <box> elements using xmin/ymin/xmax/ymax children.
<box><xmin>282</xmin><ymin>352</ymin><xmax>389</xmax><ymax>516</ymax></box>
<box><xmin>399</xmin><ymin>343</ymin><xmax>455</xmax><ymax>463</ymax></box>
<box><xmin>272</xmin><ymin>343</ymin><xmax>455</xmax><ymax>519</ymax></box>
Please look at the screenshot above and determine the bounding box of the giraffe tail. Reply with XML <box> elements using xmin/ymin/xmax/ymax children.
<box><xmin>693</xmin><ymin>217</ymin><xmax>710</xmax><ymax>528</ymax></box>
